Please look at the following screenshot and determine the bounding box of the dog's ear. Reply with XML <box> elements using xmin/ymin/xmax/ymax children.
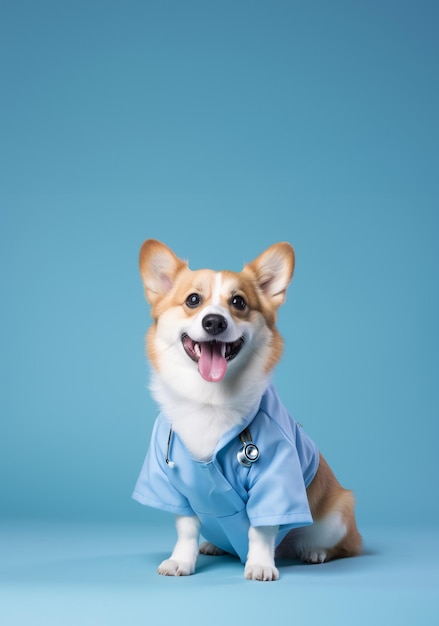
<box><xmin>245</xmin><ymin>242</ymin><xmax>295</xmax><ymax>307</ymax></box>
<box><xmin>139</xmin><ymin>239</ymin><xmax>187</xmax><ymax>304</ymax></box>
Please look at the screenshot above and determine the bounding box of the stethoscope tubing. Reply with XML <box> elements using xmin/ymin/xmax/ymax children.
<box><xmin>165</xmin><ymin>427</ymin><xmax>260</xmax><ymax>468</ymax></box>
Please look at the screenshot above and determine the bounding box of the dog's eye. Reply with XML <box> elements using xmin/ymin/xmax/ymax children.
<box><xmin>230</xmin><ymin>295</ymin><xmax>247</xmax><ymax>311</ymax></box>
<box><xmin>186</xmin><ymin>293</ymin><xmax>202</xmax><ymax>308</ymax></box>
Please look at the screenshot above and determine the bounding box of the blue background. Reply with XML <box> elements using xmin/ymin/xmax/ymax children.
<box><xmin>1</xmin><ymin>1</ymin><xmax>438</xmax><ymax>624</ymax></box>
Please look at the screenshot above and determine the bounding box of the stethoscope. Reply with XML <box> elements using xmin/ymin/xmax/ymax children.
<box><xmin>236</xmin><ymin>428</ymin><xmax>260</xmax><ymax>466</ymax></box>
<box><xmin>165</xmin><ymin>427</ymin><xmax>260</xmax><ymax>468</ymax></box>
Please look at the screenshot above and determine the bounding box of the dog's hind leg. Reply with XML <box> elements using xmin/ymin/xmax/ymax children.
<box><xmin>291</xmin><ymin>501</ymin><xmax>357</xmax><ymax>564</ymax></box>
<box><xmin>199</xmin><ymin>541</ymin><xmax>228</xmax><ymax>556</ymax></box>
<box><xmin>276</xmin><ymin>455</ymin><xmax>362</xmax><ymax>563</ymax></box>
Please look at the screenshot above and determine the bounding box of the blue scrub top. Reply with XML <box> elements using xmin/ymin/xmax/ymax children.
<box><xmin>132</xmin><ymin>384</ymin><xmax>319</xmax><ymax>563</ymax></box>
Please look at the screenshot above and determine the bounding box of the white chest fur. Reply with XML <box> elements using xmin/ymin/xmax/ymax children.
<box><xmin>150</xmin><ymin>373</ymin><xmax>269</xmax><ymax>461</ymax></box>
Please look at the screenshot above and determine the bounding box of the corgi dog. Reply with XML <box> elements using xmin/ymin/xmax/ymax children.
<box><xmin>133</xmin><ymin>239</ymin><xmax>362</xmax><ymax>581</ymax></box>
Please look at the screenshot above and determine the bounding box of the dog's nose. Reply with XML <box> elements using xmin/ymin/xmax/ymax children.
<box><xmin>202</xmin><ymin>314</ymin><xmax>228</xmax><ymax>336</ymax></box>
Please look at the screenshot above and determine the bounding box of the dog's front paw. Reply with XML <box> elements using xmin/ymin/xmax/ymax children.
<box><xmin>158</xmin><ymin>558</ymin><xmax>195</xmax><ymax>577</ymax></box>
<box><xmin>244</xmin><ymin>562</ymin><xmax>279</xmax><ymax>581</ymax></box>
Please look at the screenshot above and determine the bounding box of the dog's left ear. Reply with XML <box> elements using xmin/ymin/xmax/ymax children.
<box><xmin>245</xmin><ymin>242</ymin><xmax>295</xmax><ymax>308</ymax></box>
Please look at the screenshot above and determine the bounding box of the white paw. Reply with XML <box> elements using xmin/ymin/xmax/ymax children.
<box><xmin>199</xmin><ymin>541</ymin><xmax>227</xmax><ymax>556</ymax></box>
<box><xmin>244</xmin><ymin>563</ymin><xmax>279</xmax><ymax>581</ymax></box>
<box><xmin>158</xmin><ymin>558</ymin><xmax>195</xmax><ymax>576</ymax></box>
<box><xmin>302</xmin><ymin>550</ymin><xmax>327</xmax><ymax>564</ymax></box>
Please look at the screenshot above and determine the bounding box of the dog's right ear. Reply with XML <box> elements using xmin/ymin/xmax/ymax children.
<box><xmin>139</xmin><ymin>239</ymin><xmax>187</xmax><ymax>304</ymax></box>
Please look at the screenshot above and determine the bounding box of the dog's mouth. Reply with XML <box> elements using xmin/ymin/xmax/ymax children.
<box><xmin>181</xmin><ymin>334</ymin><xmax>245</xmax><ymax>383</ymax></box>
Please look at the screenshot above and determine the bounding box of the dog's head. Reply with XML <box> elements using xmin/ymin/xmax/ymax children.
<box><xmin>139</xmin><ymin>240</ymin><xmax>294</xmax><ymax>398</ymax></box>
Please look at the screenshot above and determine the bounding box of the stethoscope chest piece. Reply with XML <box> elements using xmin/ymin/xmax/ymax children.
<box><xmin>237</xmin><ymin>428</ymin><xmax>260</xmax><ymax>467</ymax></box>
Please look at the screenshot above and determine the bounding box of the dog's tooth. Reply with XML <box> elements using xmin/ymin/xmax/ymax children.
<box><xmin>221</xmin><ymin>343</ymin><xmax>226</xmax><ymax>357</ymax></box>
<box><xmin>194</xmin><ymin>343</ymin><xmax>201</xmax><ymax>357</ymax></box>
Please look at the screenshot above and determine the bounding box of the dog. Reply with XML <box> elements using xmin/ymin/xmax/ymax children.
<box><xmin>133</xmin><ymin>239</ymin><xmax>362</xmax><ymax>581</ymax></box>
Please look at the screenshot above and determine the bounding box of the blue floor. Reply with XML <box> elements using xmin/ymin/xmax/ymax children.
<box><xmin>1</xmin><ymin>520</ymin><xmax>438</xmax><ymax>626</ymax></box>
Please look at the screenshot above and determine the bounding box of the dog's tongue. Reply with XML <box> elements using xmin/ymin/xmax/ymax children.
<box><xmin>198</xmin><ymin>342</ymin><xmax>227</xmax><ymax>382</ymax></box>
